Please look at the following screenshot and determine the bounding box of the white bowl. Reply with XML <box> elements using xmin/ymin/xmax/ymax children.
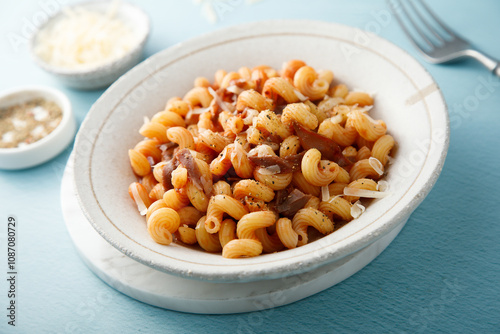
<box><xmin>30</xmin><ymin>1</ymin><xmax>150</xmax><ymax>90</ymax></box>
<box><xmin>73</xmin><ymin>20</ymin><xmax>449</xmax><ymax>283</ymax></box>
<box><xmin>0</xmin><ymin>86</ymin><xmax>76</xmax><ymax>170</ymax></box>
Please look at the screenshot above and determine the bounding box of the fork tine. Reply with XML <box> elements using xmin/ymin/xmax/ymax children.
<box><xmin>407</xmin><ymin>0</ymin><xmax>445</xmax><ymax>43</ymax></box>
<box><xmin>388</xmin><ymin>0</ymin><xmax>434</xmax><ymax>51</ymax></box>
<box><xmin>416</xmin><ymin>0</ymin><xmax>457</xmax><ymax>38</ymax></box>
<box><xmin>396</xmin><ymin>0</ymin><xmax>435</xmax><ymax>49</ymax></box>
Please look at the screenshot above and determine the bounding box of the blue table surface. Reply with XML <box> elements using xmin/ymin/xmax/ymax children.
<box><xmin>1</xmin><ymin>0</ymin><xmax>500</xmax><ymax>333</ymax></box>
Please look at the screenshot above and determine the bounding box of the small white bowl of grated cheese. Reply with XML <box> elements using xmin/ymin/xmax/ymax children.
<box><xmin>30</xmin><ymin>1</ymin><xmax>150</xmax><ymax>90</ymax></box>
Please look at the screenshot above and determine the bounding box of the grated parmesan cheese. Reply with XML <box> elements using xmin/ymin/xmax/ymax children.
<box><xmin>377</xmin><ymin>180</ymin><xmax>389</xmax><ymax>192</ymax></box>
<box><xmin>321</xmin><ymin>186</ymin><xmax>330</xmax><ymax>202</ymax></box>
<box><xmin>130</xmin><ymin>184</ymin><xmax>147</xmax><ymax>216</ymax></box>
<box><xmin>330</xmin><ymin>114</ymin><xmax>343</xmax><ymax>124</ymax></box>
<box><xmin>243</xmin><ymin>109</ymin><xmax>259</xmax><ymax>125</ymax></box>
<box><xmin>34</xmin><ymin>1</ymin><xmax>140</xmax><ymax>70</ymax></box>
<box><xmin>343</xmin><ymin>187</ymin><xmax>390</xmax><ymax>199</ymax></box>
<box><xmin>208</xmin><ymin>87</ymin><xmax>231</xmax><ymax>112</ymax></box>
<box><xmin>328</xmin><ymin>195</ymin><xmax>340</xmax><ymax>203</ymax></box>
<box><xmin>293</xmin><ymin>89</ymin><xmax>309</xmax><ymax>102</ymax></box>
<box><xmin>369</xmin><ymin>157</ymin><xmax>384</xmax><ymax>175</ymax></box>
<box><xmin>350</xmin><ymin>201</ymin><xmax>366</xmax><ymax>219</ymax></box>
<box><xmin>2</xmin><ymin>132</ymin><xmax>14</xmax><ymax>143</ymax></box>
<box><xmin>259</xmin><ymin>165</ymin><xmax>281</xmax><ymax>175</ymax></box>
<box><xmin>32</xmin><ymin>106</ymin><xmax>49</xmax><ymax>121</ymax></box>
<box><xmin>226</xmin><ymin>85</ymin><xmax>245</xmax><ymax>95</ymax></box>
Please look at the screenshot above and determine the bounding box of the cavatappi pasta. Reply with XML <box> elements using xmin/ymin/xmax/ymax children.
<box><xmin>127</xmin><ymin>60</ymin><xmax>396</xmax><ymax>258</ymax></box>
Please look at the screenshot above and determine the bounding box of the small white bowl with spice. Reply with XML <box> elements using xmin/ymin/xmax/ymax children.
<box><xmin>0</xmin><ymin>86</ymin><xmax>76</xmax><ymax>170</ymax></box>
<box><xmin>30</xmin><ymin>1</ymin><xmax>150</xmax><ymax>90</ymax></box>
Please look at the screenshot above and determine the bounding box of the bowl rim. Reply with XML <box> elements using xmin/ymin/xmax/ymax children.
<box><xmin>29</xmin><ymin>0</ymin><xmax>151</xmax><ymax>76</ymax></box>
<box><xmin>73</xmin><ymin>19</ymin><xmax>450</xmax><ymax>282</ymax></box>
<box><xmin>0</xmin><ymin>85</ymin><xmax>73</xmax><ymax>155</ymax></box>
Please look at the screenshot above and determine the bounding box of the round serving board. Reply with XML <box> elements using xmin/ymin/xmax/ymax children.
<box><xmin>61</xmin><ymin>154</ymin><xmax>405</xmax><ymax>314</ymax></box>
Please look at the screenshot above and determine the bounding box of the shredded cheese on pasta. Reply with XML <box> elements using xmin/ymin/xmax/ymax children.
<box><xmin>343</xmin><ymin>187</ymin><xmax>390</xmax><ymax>199</ymax></box>
<box><xmin>350</xmin><ymin>201</ymin><xmax>366</xmax><ymax>219</ymax></box>
<box><xmin>208</xmin><ymin>87</ymin><xmax>231</xmax><ymax>112</ymax></box>
<box><xmin>368</xmin><ymin>157</ymin><xmax>384</xmax><ymax>175</ymax></box>
<box><xmin>130</xmin><ymin>184</ymin><xmax>148</xmax><ymax>215</ymax></box>
<box><xmin>321</xmin><ymin>186</ymin><xmax>330</xmax><ymax>202</ymax></box>
<box><xmin>377</xmin><ymin>180</ymin><xmax>389</xmax><ymax>192</ymax></box>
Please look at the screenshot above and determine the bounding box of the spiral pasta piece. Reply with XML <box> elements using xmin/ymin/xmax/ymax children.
<box><xmin>198</xmin><ymin>130</ymin><xmax>232</xmax><ymax>153</ymax></box>
<box><xmin>281</xmin><ymin>59</ymin><xmax>306</xmax><ymax>81</ymax></box>
<box><xmin>166</xmin><ymin>127</ymin><xmax>195</xmax><ymax>150</ymax></box>
<box><xmin>334</xmin><ymin>167</ymin><xmax>351</xmax><ymax>184</ymax></box>
<box><xmin>304</xmin><ymin>100</ymin><xmax>328</xmax><ymax>125</ymax></box>
<box><xmin>165</xmin><ymin>99</ymin><xmax>190</xmax><ymax>117</ymax></box>
<box><xmin>149</xmin><ymin>183</ymin><xmax>165</xmax><ymax>201</ymax></box>
<box><xmin>255</xmin><ymin>109</ymin><xmax>293</xmax><ymax>140</ymax></box>
<box><xmin>151</xmin><ymin>110</ymin><xmax>186</xmax><ymax>128</ymax></box>
<box><xmin>177</xmin><ymin>206</ymin><xmax>204</xmax><ymax>226</ymax></box>
<box><xmin>195</xmin><ymin>216</ymin><xmax>222</xmax><ymax>252</ymax></box>
<box><xmin>177</xmin><ymin>226</ymin><xmax>197</xmax><ymax>244</ymax></box>
<box><xmin>293</xmin><ymin>66</ymin><xmax>329</xmax><ymax>100</ymax></box>
<box><xmin>205</xmin><ymin>195</ymin><xmax>248</xmax><ymax>234</ymax></box>
<box><xmin>139</xmin><ymin>121</ymin><xmax>168</xmax><ymax>144</ymax></box>
<box><xmin>219</xmin><ymin>219</ymin><xmax>237</xmax><ymax>248</ymax></box>
<box><xmin>147</xmin><ymin>208</ymin><xmax>180</xmax><ymax>245</ymax></box>
<box><xmin>128</xmin><ymin>149</ymin><xmax>151</xmax><ymax>176</ymax></box>
<box><xmin>171</xmin><ymin>166</ymin><xmax>188</xmax><ymax>189</ymax></box>
<box><xmin>184</xmin><ymin>87</ymin><xmax>213</xmax><ymax>108</ymax></box>
<box><xmin>291</xmin><ymin>171</ymin><xmax>321</xmax><ymax>197</ymax></box>
<box><xmin>236</xmin><ymin>89</ymin><xmax>273</xmax><ymax>111</ymax></box>
<box><xmin>371</xmin><ymin>134</ymin><xmax>395</xmax><ymax>166</ymax></box>
<box><xmin>276</xmin><ymin>218</ymin><xmax>299</xmax><ymax>249</ymax></box>
<box><xmin>317</xmin><ymin>69</ymin><xmax>334</xmax><ymax>85</ymax></box>
<box><xmin>163</xmin><ymin>188</ymin><xmax>190</xmax><ymax>210</ymax></box>
<box><xmin>194</xmin><ymin>77</ymin><xmax>211</xmax><ymax>88</ymax></box>
<box><xmin>233</xmin><ymin>180</ymin><xmax>275</xmax><ymax>202</ymax></box>
<box><xmin>237</xmin><ymin>211</ymin><xmax>276</xmax><ymax>240</ymax></box>
<box><xmin>262</xmin><ymin>77</ymin><xmax>300</xmax><ymax>103</ymax></box>
<box><xmin>292</xmin><ymin>208</ymin><xmax>334</xmax><ymax>246</ymax></box>
<box><xmin>220</xmin><ymin>71</ymin><xmax>241</xmax><ymax>89</ymax></box>
<box><xmin>330</xmin><ymin>84</ymin><xmax>349</xmax><ymax>98</ymax></box>
<box><xmin>349</xmin><ymin>159</ymin><xmax>384</xmax><ymax>181</ymax></box>
<box><xmin>230</xmin><ymin>142</ymin><xmax>254</xmax><ymax>178</ymax></box>
<box><xmin>304</xmin><ymin>196</ymin><xmax>321</xmax><ymax>210</ymax></box>
<box><xmin>146</xmin><ymin>199</ymin><xmax>167</xmax><ymax>221</ymax></box>
<box><xmin>356</xmin><ymin>146</ymin><xmax>371</xmax><ymax>161</ymax></box>
<box><xmin>141</xmin><ymin>173</ymin><xmax>158</xmax><ymax>194</ymax></box>
<box><xmin>282</xmin><ymin>103</ymin><xmax>318</xmax><ymax>131</ymax></box>
<box><xmin>254</xmin><ymin>168</ymin><xmax>293</xmax><ymax>191</ymax></box>
<box><xmin>328</xmin><ymin>183</ymin><xmax>348</xmax><ymax>197</ymax></box>
<box><xmin>222</xmin><ymin>239</ymin><xmax>263</xmax><ymax>258</ymax></box>
<box><xmin>279</xmin><ymin>135</ymin><xmax>301</xmax><ymax>158</ymax></box>
<box><xmin>349</xmin><ymin>109</ymin><xmax>386</xmax><ymax>141</ymax></box>
<box><xmin>134</xmin><ymin>139</ymin><xmax>162</xmax><ymax>163</ymax></box>
<box><xmin>343</xmin><ymin>178</ymin><xmax>378</xmax><ymax>203</ymax></box>
<box><xmin>255</xmin><ymin>228</ymin><xmax>284</xmax><ymax>253</ymax></box>
<box><xmin>345</xmin><ymin>92</ymin><xmax>374</xmax><ymax>106</ymax></box>
<box><xmin>210</xmin><ymin>145</ymin><xmax>233</xmax><ymax>176</ymax></box>
<box><xmin>301</xmin><ymin>148</ymin><xmax>340</xmax><ymax>187</ymax></box>
<box><xmin>317</xmin><ymin>118</ymin><xmax>357</xmax><ymax>147</ymax></box>
<box><xmin>213</xmin><ymin>180</ymin><xmax>232</xmax><ymax>196</ymax></box>
<box><xmin>318</xmin><ymin>197</ymin><xmax>352</xmax><ymax>221</ymax></box>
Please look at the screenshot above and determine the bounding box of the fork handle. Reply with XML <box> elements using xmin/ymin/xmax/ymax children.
<box><xmin>494</xmin><ymin>65</ymin><xmax>500</xmax><ymax>78</ymax></box>
<box><xmin>467</xmin><ymin>50</ymin><xmax>500</xmax><ymax>77</ymax></box>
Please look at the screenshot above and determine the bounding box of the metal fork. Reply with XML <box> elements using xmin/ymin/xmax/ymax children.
<box><xmin>388</xmin><ymin>0</ymin><xmax>500</xmax><ymax>77</ymax></box>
